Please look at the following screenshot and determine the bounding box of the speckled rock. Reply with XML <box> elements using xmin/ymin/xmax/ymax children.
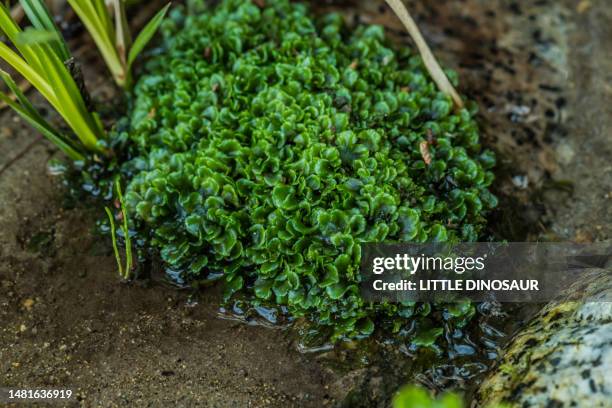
<box><xmin>476</xmin><ymin>269</ymin><xmax>612</xmax><ymax>407</ymax></box>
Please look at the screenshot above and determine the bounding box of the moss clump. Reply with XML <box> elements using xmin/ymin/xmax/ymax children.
<box><xmin>117</xmin><ymin>0</ymin><xmax>496</xmax><ymax>340</ymax></box>
<box><xmin>393</xmin><ymin>386</ymin><xmax>464</xmax><ymax>408</ymax></box>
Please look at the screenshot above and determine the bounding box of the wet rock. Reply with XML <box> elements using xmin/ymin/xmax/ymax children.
<box><xmin>476</xmin><ymin>269</ymin><xmax>612</xmax><ymax>407</ymax></box>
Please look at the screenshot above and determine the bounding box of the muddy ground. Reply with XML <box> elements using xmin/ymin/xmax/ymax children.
<box><xmin>0</xmin><ymin>0</ymin><xmax>610</xmax><ymax>407</ymax></box>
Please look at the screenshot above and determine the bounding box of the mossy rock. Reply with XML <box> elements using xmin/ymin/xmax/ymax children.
<box><xmin>476</xmin><ymin>269</ymin><xmax>612</xmax><ymax>407</ymax></box>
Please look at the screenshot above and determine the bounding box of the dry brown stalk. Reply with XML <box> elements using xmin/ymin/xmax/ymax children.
<box><xmin>385</xmin><ymin>0</ymin><xmax>464</xmax><ymax>109</ymax></box>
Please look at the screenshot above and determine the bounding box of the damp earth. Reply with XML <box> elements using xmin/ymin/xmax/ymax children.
<box><xmin>1</xmin><ymin>0</ymin><xmax>610</xmax><ymax>406</ymax></box>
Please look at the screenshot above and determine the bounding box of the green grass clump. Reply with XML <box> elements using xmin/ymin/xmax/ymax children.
<box><xmin>117</xmin><ymin>0</ymin><xmax>496</xmax><ymax>340</ymax></box>
<box><xmin>0</xmin><ymin>0</ymin><xmax>107</xmax><ymax>160</ymax></box>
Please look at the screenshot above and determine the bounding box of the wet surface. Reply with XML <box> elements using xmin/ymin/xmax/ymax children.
<box><xmin>0</xmin><ymin>152</ymin><xmax>338</xmax><ymax>408</ymax></box>
<box><xmin>1</xmin><ymin>0</ymin><xmax>610</xmax><ymax>406</ymax></box>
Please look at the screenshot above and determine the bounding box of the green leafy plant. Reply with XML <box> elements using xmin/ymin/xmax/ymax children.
<box><xmin>67</xmin><ymin>0</ymin><xmax>170</xmax><ymax>88</ymax></box>
<box><xmin>393</xmin><ymin>385</ymin><xmax>509</xmax><ymax>408</ymax></box>
<box><xmin>393</xmin><ymin>386</ymin><xmax>463</xmax><ymax>408</ymax></box>
<box><xmin>114</xmin><ymin>0</ymin><xmax>496</xmax><ymax>341</ymax></box>
<box><xmin>0</xmin><ymin>0</ymin><xmax>107</xmax><ymax>158</ymax></box>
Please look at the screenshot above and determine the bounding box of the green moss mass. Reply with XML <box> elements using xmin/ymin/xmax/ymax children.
<box><xmin>118</xmin><ymin>0</ymin><xmax>497</xmax><ymax>340</ymax></box>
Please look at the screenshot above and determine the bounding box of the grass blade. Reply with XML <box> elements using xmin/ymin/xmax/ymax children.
<box><xmin>112</xmin><ymin>0</ymin><xmax>131</xmax><ymax>66</ymax></box>
<box><xmin>115</xmin><ymin>179</ymin><xmax>133</xmax><ymax>278</ymax></box>
<box><xmin>0</xmin><ymin>3</ymin><xmax>43</xmax><ymax>71</ymax></box>
<box><xmin>127</xmin><ymin>3</ymin><xmax>170</xmax><ymax>69</ymax></box>
<box><xmin>19</xmin><ymin>0</ymin><xmax>71</xmax><ymax>61</ymax></box>
<box><xmin>0</xmin><ymin>69</ymin><xmax>82</xmax><ymax>158</ymax></box>
<box><xmin>0</xmin><ymin>68</ymin><xmax>40</xmax><ymax>118</ymax></box>
<box><xmin>0</xmin><ymin>41</ymin><xmax>56</xmax><ymax>103</ymax></box>
<box><xmin>104</xmin><ymin>180</ymin><xmax>133</xmax><ymax>279</ymax></box>
<box><xmin>36</xmin><ymin>43</ymin><xmax>105</xmax><ymax>152</ymax></box>
<box><xmin>16</xmin><ymin>27</ymin><xmax>59</xmax><ymax>47</ymax></box>
<box><xmin>67</xmin><ymin>0</ymin><xmax>124</xmax><ymax>83</ymax></box>
<box><xmin>105</xmin><ymin>206</ymin><xmax>125</xmax><ymax>278</ymax></box>
<box><xmin>0</xmin><ymin>89</ymin><xmax>84</xmax><ymax>161</ymax></box>
<box><xmin>93</xmin><ymin>0</ymin><xmax>114</xmax><ymax>41</ymax></box>
<box><xmin>1</xmin><ymin>1</ymin><xmax>107</xmax><ymax>159</ymax></box>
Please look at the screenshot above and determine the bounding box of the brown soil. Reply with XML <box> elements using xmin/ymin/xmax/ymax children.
<box><xmin>0</xmin><ymin>136</ymin><xmax>344</xmax><ymax>408</ymax></box>
<box><xmin>0</xmin><ymin>0</ymin><xmax>610</xmax><ymax>407</ymax></box>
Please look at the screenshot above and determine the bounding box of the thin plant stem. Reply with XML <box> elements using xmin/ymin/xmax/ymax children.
<box><xmin>104</xmin><ymin>179</ymin><xmax>134</xmax><ymax>280</ymax></box>
<box><xmin>385</xmin><ymin>0</ymin><xmax>464</xmax><ymax>109</ymax></box>
<box><xmin>115</xmin><ymin>179</ymin><xmax>133</xmax><ymax>279</ymax></box>
<box><xmin>105</xmin><ymin>206</ymin><xmax>124</xmax><ymax>278</ymax></box>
